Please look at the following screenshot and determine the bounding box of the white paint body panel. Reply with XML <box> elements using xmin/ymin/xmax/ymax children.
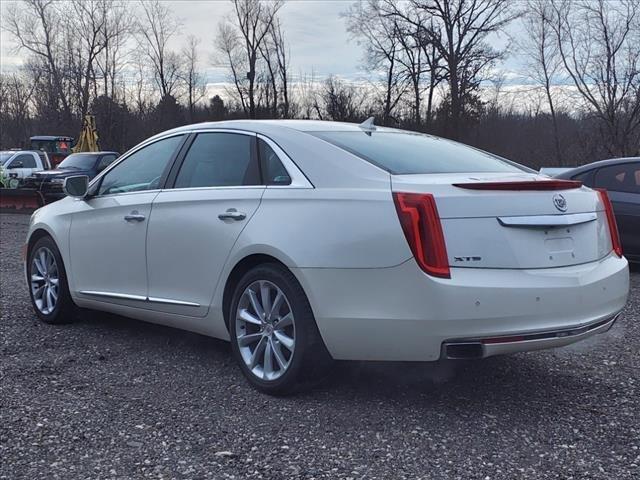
<box><xmin>24</xmin><ymin>120</ymin><xmax>630</xmax><ymax>363</ymax></box>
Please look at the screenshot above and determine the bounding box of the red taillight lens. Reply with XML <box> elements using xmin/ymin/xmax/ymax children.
<box><xmin>392</xmin><ymin>192</ymin><xmax>450</xmax><ymax>278</ymax></box>
<box><xmin>597</xmin><ymin>188</ymin><xmax>623</xmax><ymax>258</ymax></box>
<box><xmin>452</xmin><ymin>180</ymin><xmax>582</xmax><ymax>190</ymax></box>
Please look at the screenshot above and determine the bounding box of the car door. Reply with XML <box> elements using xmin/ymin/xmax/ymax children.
<box><xmin>145</xmin><ymin>131</ymin><xmax>265</xmax><ymax>317</ymax></box>
<box><xmin>6</xmin><ymin>153</ymin><xmax>38</xmax><ymax>180</ymax></box>
<box><xmin>69</xmin><ymin>134</ymin><xmax>186</xmax><ymax>305</ymax></box>
<box><xmin>593</xmin><ymin>162</ymin><xmax>640</xmax><ymax>259</ymax></box>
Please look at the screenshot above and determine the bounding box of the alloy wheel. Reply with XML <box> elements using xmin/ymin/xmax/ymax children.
<box><xmin>30</xmin><ymin>247</ymin><xmax>60</xmax><ymax>315</ymax></box>
<box><xmin>235</xmin><ymin>280</ymin><xmax>296</xmax><ymax>381</ymax></box>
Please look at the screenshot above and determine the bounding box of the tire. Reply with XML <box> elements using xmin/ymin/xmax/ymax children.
<box><xmin>27</xmin><ymin>236</ymin><xmax>76</xmax><ymax>324</ymax></box>
<box><xmin>229</xmin><ymin>263</ymin><xmax>332</xmax><ymax>395</ymax></box>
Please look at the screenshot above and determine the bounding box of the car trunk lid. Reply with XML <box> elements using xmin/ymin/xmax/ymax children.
<box><xmin>391</xmin><ymin>173</ymin><xmax>612</xmax><ymax>269</ymax></box>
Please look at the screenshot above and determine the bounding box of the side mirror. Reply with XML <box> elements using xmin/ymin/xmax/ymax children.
<box><xmin>63</xmin><ymin>175</ymin><xmax>89</xmax><ymax>198</ymax></box>
<box><xmin>9</xmin><ymin>161</ymin><xmax>23</xmax><ymax>169</ymax></box>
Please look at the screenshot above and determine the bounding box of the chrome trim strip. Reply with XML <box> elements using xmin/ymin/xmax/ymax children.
<box><xmin>79</xmin><ymin>291</ymin><xmax>200</xmax><ymax>307</ymax></box>
<box><xmin>79</xmin><ymin>290</ymin><xmax>147</xmax><ymax>301</ymax></box>
<box><xmin>497</xmin><ymin>212</ymin><xmax>597</xmax><ymax>227</ymax></box>
<box><xmin>148</xmin><ymin>296</ymin><xmax>200</xmax><ymax>307</ymax></box>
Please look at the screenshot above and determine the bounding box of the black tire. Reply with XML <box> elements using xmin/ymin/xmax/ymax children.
<box><xmin>229</xmin><ymin>263</ymin><xmax>333</xmax><ymax>395</ymax></box>
<box><xmin>27</xmin><ymin>236</ymin><xmax>76</xmax><ymax>324</ymax></box>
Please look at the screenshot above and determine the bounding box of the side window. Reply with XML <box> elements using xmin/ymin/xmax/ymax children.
<box><xmin>174</xmin><ymin>133</ymin><xmax>260</xmax><ymax>188</ymax></box>
<box><xmin>258</xmin><ymin>139</ymin><xmax>291</xmax><ymax>185</ymax></box>
<box><xmin>594</xmin><ymin>163</ymin><xmax>640</xmax><ymax>194</ymax></box>
<box><xmin>97</xmin><ymin>154</ymin><xmax>117</xmax><ymax>172</ymax></box>
<box><xmin>98</xmin><ymin>135</ymin><xmax>184</xmax><ymax>195</ymax></box>
<box><xmin>9</xmin><ymin>154</ymin><xmax>37</xmax><ymax>169</ymax></box>
<box><xmin>571</xmin><ymin>169</ymin><xmax>594</xmax><ymax>186</ymax></box>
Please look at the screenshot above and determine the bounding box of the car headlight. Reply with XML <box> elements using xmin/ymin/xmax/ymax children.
<box><xmin>50</xmin><ymin>178</ymin><xmax>65</xmax><ymax>184</ymax></box>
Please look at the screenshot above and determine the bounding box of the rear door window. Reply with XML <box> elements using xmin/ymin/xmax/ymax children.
<box><xmin>10</xmin><ymin>154</ymin><xmax>37</xmax><ymax>169</ymax></box>
<box><xmin>258</xmin><ymin>139</ymin><xmax>291</xmax><ymax>185</ymax></box>
<box><xmin>174</xmin><ymin>133</ymin><xmax>260</xmax><ymax>188</ymax></box>
<box><xmin>594</xmin><ymin>163</ymin><xmax>640</xmax><ymax>194</ymax></box>
<box><xmin>309</xmin><ymin>131</ymin><xmax>526</xmax><ymax>175</ymax></box>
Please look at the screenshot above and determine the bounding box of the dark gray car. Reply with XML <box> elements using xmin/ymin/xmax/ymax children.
<box><xmin>556</xmin><ymin>158</ymin><xmax>639</xmax><ymax>263</ymax></box>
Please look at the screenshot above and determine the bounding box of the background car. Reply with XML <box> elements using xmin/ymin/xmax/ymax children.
<box><xmin>24</xmin><ymin>151</ymin><xmax>119</xmax><ymax>198</ymax></box>
<box><xmin>24</xmin><ymin>121</ymin><xmax>628</xmax><ymax>394</ymax></box>
<box><xmin>0</xmin><ymin>150</ymin><xmax>51</xmax><ymax>187</ymax></box>
<box><xmin>555</xmin><ymin>158</ymin><xmax>639</xmax><ymax>263</ymax></box>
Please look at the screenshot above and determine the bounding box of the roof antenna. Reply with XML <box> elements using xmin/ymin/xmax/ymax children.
<box><xmin>359</xmin><ymin>117</ymin><xmax>376</xmax><ymax>134</ymax></box>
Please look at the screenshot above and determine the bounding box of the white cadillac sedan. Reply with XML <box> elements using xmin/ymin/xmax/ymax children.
<box><xmin>24</xmin><ymin>120</ymin><xmax>629</xmax><ymax>394</ymax></box>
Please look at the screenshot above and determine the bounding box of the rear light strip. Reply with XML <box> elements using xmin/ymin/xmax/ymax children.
<box><xmin>596</xmin><ymin>188</ymin><xmax>623</xmax><ymax>257</ymax></box>
<box><xmin>393</xmin><ymin>192</ymin><xmax>450</xmax><ymax>278</ymax></box>
<box><xmin>452</xmin><ymin>180</ymin><xmax>582</xmax><ymax>190</ymax></box>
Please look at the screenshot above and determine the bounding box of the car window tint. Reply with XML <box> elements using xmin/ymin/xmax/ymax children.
<box><xmin>571</xmin><ymin>170</ymin><xmax>594</xmax><ymax>186</ymax></box>
<box><xmin>310</xmin><ymin>131</ymin><xmax>526</xmax><ymax>174</ymax></box>
<box><xmin>11</xmin><ymin>154</ymin><xmax>37</xmax><ymax>169</ymax></box>
<box><xmin>98</xmin><ymin>136</ymin><xmax>184</xmax><ymax>195</ymax></box>
<box><xmin>258</xmin><ymin>139</ymin><xmax>291</xmax><ymax>185</ymax></box>
<box><xmin>175</xmin><ymin>133</ymin><xmax>260</xmax><ymax>188</ymax></box>
<box><xmin>594</xmin><ymin>163</ymin><xmax>640</xmax><ymax>194</ymax></box>
<box><xmin>97</xmin><ymin>155</ymin><xmax>117</xmax><ymax>171</ymax></box>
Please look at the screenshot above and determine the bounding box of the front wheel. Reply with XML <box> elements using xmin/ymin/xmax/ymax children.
<box><xmin>229</xmin><ymin>263</ymin><xmax>332</xmax><ymax>395</ymax></box>
<box><xmin>27</xmin><ymin>236</ymin><xmax>76</xmax><ymax>324</ymax></box>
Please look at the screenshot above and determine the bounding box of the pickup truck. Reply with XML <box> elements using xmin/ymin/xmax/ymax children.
<box><xmin>0</xmin><ymin>150</ymin><xmax>52</xmax><ymax>187</ymax></box>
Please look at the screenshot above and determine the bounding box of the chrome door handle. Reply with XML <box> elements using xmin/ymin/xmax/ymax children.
<box><xmin>218</xmin><ymin>209</ymin><xmax>246</xmax><ymax>221</ymax></box>
<box><xmin>124</xmin><ymin>212</ymin><xmax>146</xmax><ymax>222</ymax></box>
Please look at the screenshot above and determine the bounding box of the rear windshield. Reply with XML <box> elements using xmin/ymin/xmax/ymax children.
<box><xmin>310</xmin><ymin>131</ymin><xmax>526</xmax><ymax>175</ymax></box>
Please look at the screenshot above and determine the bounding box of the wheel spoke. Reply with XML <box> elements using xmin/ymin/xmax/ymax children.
<box><xmin>238</xmin><ymin>308</ymin><xmax>262</xmax><ymax>326</ymax></box>
<box><xmin>249</xmin><ymin>336</ymin><xmax>267</xmax><ymax>369</ymax></box>
<box><xmin>49</xmin><ymin>287</ymin><xmax>58</xmax><ymax>301</ymax></box>
<box><xmin>275</xmin><ymin>313</ymin><xmax>293</xmax><ymax>330</ymax></box>
<box><xmin>260</xmin><ymin>282</ymin><xmax>272</xmax><ymax>319</ymax></box>
<box><xmin>270</xmin><ymin>338</ymin><xmax>287</xmax><ymax>370</ymax></box>
<box><xmin>270</xmin><ymin>291</ymin><xmax>284</xmax><ymax>318</ymax></box>
<box><xmin>248</xmin><ymin>289</ymin><xmax>265</xmax><ymax>320</ymax></box>
<box><xmin>274</xmin><ymin>330</ymin><xmax>294</xmax><ymax>351</ymax></box>
<box><xmin>49</xmin><ymin>277</ymin><xmax>59</xmax><ymax>286</ymax></box>
<box><xmin>45</xmin><ymin>287</ymin><xmax>52</xmax><ymax>312</ymax></box>
<box><xmin>31</xmin><ymin>274</ymin><xmax>45</xmax><ymax>282</ymax></box>
<box><xmin>263</xmin><ymin>340</ymin><xmax>273</xmax><ymax>379</ymax></box>
<box><xmin>237</xmin><ymin>332</ymin><xmax>262</xmax><ymax>347</ymax></box>
<box><xmin>39</xmin><ymin>250</ymin><xmax>47</xmax><ymax>273</ymax></box>
<box><xmin>34</xmin><ymin>258</ymin><xmax>45</xmax><ymax>276</ymax></box>
<box><xmin>33</xmin><ymin>284</ymin><xmax>45</xmax><ymax>299</ymax></box>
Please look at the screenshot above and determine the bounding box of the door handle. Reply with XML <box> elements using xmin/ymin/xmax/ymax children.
<box><xmin>124</xmin><ymin>211</ymin><xmax>146</xmax><ymax>222</ymax></box>
<box><xmin>218</xmin><ymin>209</ymin><xmax>246</xmax><ymax>221</ymax></box>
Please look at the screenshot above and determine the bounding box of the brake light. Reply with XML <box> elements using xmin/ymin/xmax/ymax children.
<box><xmin>393</xmin><ymin>192</ymin><xmax>450</xmax><ymax>278</ymax></box>
<box><xmin>596</xmin><ymin>189</ymin><xmax>623</xmax><ymax>257</ymax></box>
<box><xmin>452</xmin><ymin>180</ymin><xmax>582</xmax><ymax>190</ymax></box>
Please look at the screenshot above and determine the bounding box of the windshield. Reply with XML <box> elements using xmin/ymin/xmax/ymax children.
<box><xmin>0</xmin><ymin>152</ymin><xmax>14</xmax><ymax>165</ymax></box>
<box><xmin>58</xmin><ymin>153</ymin><xmax>97</xmax><ymax>170</ymax></box>
<box><xmin>310</xmin><ymin>131</ymin><xmax>527</xmax><ymax>175</ymax></box>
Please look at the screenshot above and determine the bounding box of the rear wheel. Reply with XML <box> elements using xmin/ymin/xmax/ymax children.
<box><xmin>229</xmin><ymin>263</ymin><xmax>332</xmax><ymax>395</ymax></box>
<box><xmin>27</xmin><ymin>236</ymin><xmax>75</xmax><ymax>324</ymax></box>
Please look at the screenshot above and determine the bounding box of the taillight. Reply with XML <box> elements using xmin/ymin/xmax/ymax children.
<box><xmin>596</xmin><ymin>189</ymin><xmax>623</xmax><ymax>258</ymax></box>
<box><xmin>392</xmin><ymin>192</ymin><xmax>450</xmax><ymax>278</ymax></box>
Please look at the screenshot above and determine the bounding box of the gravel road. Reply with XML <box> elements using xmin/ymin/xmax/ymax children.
<box><xmin>1</xmin><ymin>213</ymin><xmax>638</xmax><ymax>480</ymax></box>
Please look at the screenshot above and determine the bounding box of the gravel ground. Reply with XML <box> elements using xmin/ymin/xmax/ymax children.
<box><xmin>1</xmin><ymin>213</ymin><xmax>639</xmax><ymax>480</ymax></box>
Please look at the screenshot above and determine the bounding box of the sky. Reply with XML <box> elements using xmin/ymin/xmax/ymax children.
<box><xmin>0</xmin><ymin>0</ymin><xmax>524</xmax><ymax>86</ymax></box>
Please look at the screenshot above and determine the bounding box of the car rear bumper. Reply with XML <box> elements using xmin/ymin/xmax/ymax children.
<box><xmin>293</xmin><ymin>253</ymin><xmax>629</xmax><ymax>361</ymax></box>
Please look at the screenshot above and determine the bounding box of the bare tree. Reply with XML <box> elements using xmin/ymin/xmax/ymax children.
<box><xmin>180</xmin><ymin>35</ymin><xmax>207</xmax><ymax>121</ymax></box>
<box><xmin>3</xmin><ymin>0</ymin><xmax>73</xmax><ymax>124</ymax></box>
<box><xmin>551</xmin><ymin>0</ymin><xmax>640</xmax><ymax>156</ymax></box>
<box><xmin>137</xmin><ymin>0</ymin><xmax>182</xmax><ymax>98</ymax></box>
<box><xmin>520</xmin><ymin>0</ymin><xmax>564</xmax><ymax>165</ymax></box>
<box><xmin>383</xmin><ymin>0</ymin><xmax>516</xmax><ymax>139</ymax></box>
<box><xmin>345</xmin><ymin>0</ymin><xmax>408</xmax><ymax>125</ymax></box>
<box><xmin>216</xmin><ymin>0</ymin><xmax>283</xmax><ymax>118</ymax></box>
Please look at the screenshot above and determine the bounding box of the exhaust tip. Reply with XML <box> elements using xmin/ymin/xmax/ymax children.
<box><xmin>444</xmin><ymin>342</ymin><xmax>484</xmax><ymax>360</ymax></box>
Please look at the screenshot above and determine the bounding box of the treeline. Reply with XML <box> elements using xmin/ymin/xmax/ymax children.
<box><xmin>1</xmin><ymin>0</ymin><xmax>639</xmax><ymax>168</ymax></box>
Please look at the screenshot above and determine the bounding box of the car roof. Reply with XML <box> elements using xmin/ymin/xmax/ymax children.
<box><xmin>556</xmin><ymin>157</ymin><xmax>639</xmax><ymax>178</ymax></box>
<box><xmin>30</xmin><ymin>135</ymin><xmax>74</xmax><ymax>141</ymax></box>
<box><xmin>68</xmin><ymin>151</ymin><xmax>119</xmax><ymax>155</ymax></box>
<box><xmin>160</xmin><ymin>119</ymin><xmax>402</xmax><ymax>136</ymax></box>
